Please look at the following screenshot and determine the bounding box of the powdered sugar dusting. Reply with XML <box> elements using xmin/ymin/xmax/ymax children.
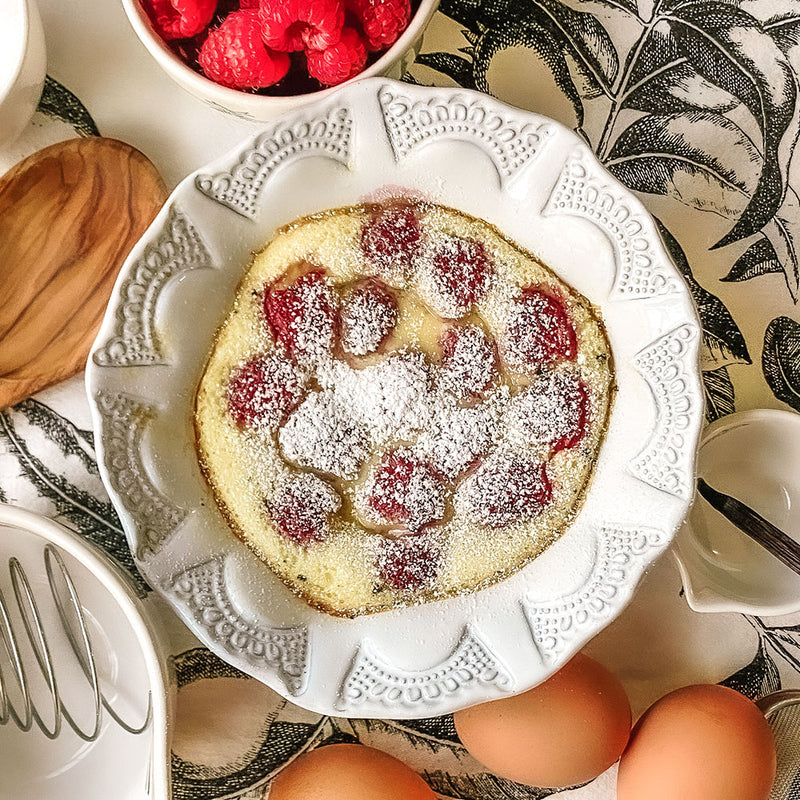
<box><xmin>341</xmin><ymin>278</ymin><xmax>398</xmax><ymax>356</ymax></box>
<box><xmin>268</xmin><ymin>471</ymin><xmax>340</xmax><ymax>546</ymax></box>
<box><xmin>415</xmin><ymin>401</ymin><xmax>497</xmax><ymax>480</ymax></box>
<box><xmin>416</xmin><ymin>233</ymin><xmax>494</xmax><ymax>318</ymax></box>
<box><xmin>263</xmin><ymin>269</ymin><xmax>338</xmax><ymax>364</ymax></box>
<box><xmin>361</xmin><ymin>204</ymin><xmax>422</xmax><ymax>280</ymax></box>
<box><xmin>503</xmin><ymin>287</ymin><xmax>577</xmax><ymax>371</ymax></box>
<box><xmin>358</xmin><ymin>448</ymin><xmax>446</xmax><ymax>531</ymax></box>
<box><xmin>440</xmin><ymin>324</ymin><xmax>498</xmax><ymax>398</ymax></box>
<box><xmin>376</xmin><ymin>534</ymin><xmax>441</xmax><ymax>591</ymax></box>
<box><xmin>279</xmin><ymin>391</ymin><xmax>370</xmax><ymax>479</ymax></box>
<box><xmin>317</xmin><ymin>349</ymin><xmax>433</xmax><ymax>446</ymax></box>
<box><xmin>226</xmin><ymin>352</ymin><xmax>305</xmax><ymax>429</ymax></box>
<box><xmin>457</xmin><ymin>451</ymin><xmax>552</xmax><ymax>527</ymax></box>
<box><xmin>508</xmin><ymin>369</ymin><xmax>589</xmax><ymax>452</ymax></box>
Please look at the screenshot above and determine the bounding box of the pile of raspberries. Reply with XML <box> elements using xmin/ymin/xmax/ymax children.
<box><xmin>140</xmin><ymin>0</ymin><xmax>413</xmax><ymax>91</ymax></box>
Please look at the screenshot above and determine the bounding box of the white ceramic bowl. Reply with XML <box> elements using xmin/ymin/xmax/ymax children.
<box><xmin>120</xmin><ymin>0</ymin><xmax>440</xmax><ymax>121</ymax></box>
<box><xmin>0</xmin><ymin>0</ymin><xmax>46</xmax><ymax>148</ymax></box>
<box><xmin>86</xmin><ymin>79</ymin><xmax>704</xmax><ymax>717</ymax></box>
<box><xmin>674</xmin><ymin>409</ymin><xmax>800</xmax><ymax>616</ymax></box>
<box><xmin>0</xmin><ymin>504</ymin><xmax>171</xmax><ymax>800</ymax></box>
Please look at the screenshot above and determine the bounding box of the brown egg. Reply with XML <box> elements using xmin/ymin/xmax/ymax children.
<box><xmin>268</xmin><ymin>743</ymin><xmax>436</xmax><ymax>800</ymax></box>
<box><xmin>617</xmin><ymin>684</ymin><xmax>776</xmax><ymax>800</ymax></box>
<box><xmin>454</xmin><ymin>653</ymin><xmax>631</xmax><ymax>787</ymax></box>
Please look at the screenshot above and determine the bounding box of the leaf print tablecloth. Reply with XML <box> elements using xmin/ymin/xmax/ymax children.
<box><xmin>2</xmin><ymin>0</ymin><xmax>800</xmax><ymax>798</ymax></box>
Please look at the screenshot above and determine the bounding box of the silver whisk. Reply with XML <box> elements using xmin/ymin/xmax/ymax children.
<box><xmin>0</xmin><ymin>504</ymin><xmax>170</xmax><ymax>800</ymax></box>
<box><xmin>758</xmin><ymin>690</ymin><xmax>800</xmax><ymax>800</ymax></box>
<box><xmin>0</xmin><ymin>544</ymin><xmax>152</xmax><ymax>741</ymax></box>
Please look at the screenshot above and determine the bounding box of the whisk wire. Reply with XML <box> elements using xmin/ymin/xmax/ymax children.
<box><xmin>44</xmin><ymin>544</ymin><xmax>104</xmax><ymax>741</ymax></box>
<box><xmin>0</xmin><ymin>583</ymin><xmax>33</xmax><ymax>732</ymax></box>
<box><xmin>44</xmin><ymin>545</ymin><xmax>153</xmax><ymax>735</ymax></box>
<box><xmin>10</xmin><ymin>555</ymin><xmax>63</xmax><ymax>739</ymax></box>
<box><xmin>0</xmin><ymin>543</ymin><xmax>153</xmax><ymax>742</ymax></box>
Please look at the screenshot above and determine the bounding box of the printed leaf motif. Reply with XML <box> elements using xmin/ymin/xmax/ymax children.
<box><xmin>0</xmin><ymin>400</ymin><xmax>149</xmax><ymax>596</ymax></box>
<box><xmin>664</xmin><ymin>0</ymin><xmax>797</xmax><ymax>247</ymax></box>
<box><xmin>703</xmin><ymin>366</ymin><xmax>736</xmax><ymax>423</ymax></box>
<box><xmin>171</xmin><ymin>647</ymin><xmax>329</xmax><ymax>800</ymax></box>
<box><xmin>759</xmin><ymin>2</ymin><xmax>800</xmax><ymax>52</ymax></box>
<box><xmin>622</xmin><ymin>26</ymin><xmax>739</xmax><ymax>115</ymax></box>
<box><xmin>341</xmin><ymin>716</ymin><xmax>465</xmax><ymax>756</ymax></box>
<box><xmin>761</xmin><ymin>188</ymin><xmax>800</xmax><ymax>299</ymax></box>
<box><xmin>657</xmin><ymin>221</ymin><xmax>751</xmax><ymax>368</ymax></box>
<box><xmin>762</xmin><ymin>626</ymin><xmax>800</xmax><ymax>674</ymax></box>
<box><xmin>466</xmin><ymin>0</ymin><xmax>621</xmax><ymax>131</ymax></box>
<box><xmin>606</xmin><ymin>112</ymin><xmax>759</xmax><ymax>215</ymax></box>
<box><xmin>473</xmin><ymin>19</ymin><xmax>591</xmax><ymax>129</ymax></box>
<box><xmin>438</xmin><ymin>0</ymin><xmax>520</xmax><ymax>33</ymax></box>
<box><xmin>599</xmin><ymin>0</ymin><xmax>639</xmax><ymax>15</ymax></box>
<box><xmin>14</xmin><ymin>400</ymin><xmax>98</xmax><ymax>474</ymax></box>
<box><xmin>389</xmin><ymin>715</ymin><xmax>461</xmax><ymax>744</ymax></box>
<box><xmin>415</xmin><ymin>53</ymin><xmax>477</xmax><ymax>89</ymax></box>
<box><xmin>532</xmin><ymin>0</ymin><xmax>620</xmax><ymax>88</ymax></box>
<box><xmin>37</xmin><ymin>75</ymin><xmax>99</xmax><ymax>137</ymax></box>
<box><xmin>624</xmin><ymin>64</ymin><xmax>739</xmax><ymax>116</ymax></box>
<box><xmin>722</xmin><ymin>237</ymin><xmax>783</xmax><ymax>283</ymax></box>
<box><xmin>425</xmin><ymin>770</ymin><xmax>559</xmax><ymax>800</ymax></box>
<box><xmin>720</xmin><ymin>635</ymin><xmax>781</xmax><ymax>700</ymax></box>
<box><xmin>763</xmin><ymin>316</ymin><xmax>800</xmax><ymax>411</ymax></box>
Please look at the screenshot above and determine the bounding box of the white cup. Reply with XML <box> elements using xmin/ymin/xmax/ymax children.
<box><xmin>0</xmin><ymin>0</ymin><xmax>46</xmax><ymax>149</ymax></box>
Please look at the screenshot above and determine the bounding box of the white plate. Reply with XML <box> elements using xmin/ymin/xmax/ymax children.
<box><xmin>0</xmin><ymin>504</ymin><xmax>170</xmax><ymax>799</ymax></box>
<box><xmin>86</xmin><ymin>78</ymin><xmax>704</xmax><ymax>718</ymax></box>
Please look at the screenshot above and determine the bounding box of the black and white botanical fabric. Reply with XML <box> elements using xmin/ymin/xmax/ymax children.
<box><xmin>2</xmin><ymin>1</ymin><xmax>800</xmax><ymax>797</ymax></box>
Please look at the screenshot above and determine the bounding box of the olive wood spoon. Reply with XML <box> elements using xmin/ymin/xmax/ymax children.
<box><xmin>0</xmin><ymin>137</ymin><xmax>167</xmax><ymax>409</ymax></box>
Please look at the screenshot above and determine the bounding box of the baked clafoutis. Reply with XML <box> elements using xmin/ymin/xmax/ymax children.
<box><xmin>195</xmin><ymin>200</ymin><xmax>615</xmax><ymax>617</ymax></box>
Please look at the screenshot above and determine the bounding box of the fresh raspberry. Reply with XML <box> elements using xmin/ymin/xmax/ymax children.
<box><xmin>504</xmin><ymin>287</ymin><xmax>577</xmax><ymax>371</ymax></box>
<box><xmin>361</xmin><ymin>203</ymin><xmax>422</xmax><ymax>278</ymax></box>
<box><xmin>340</xmin><ymin>278</ymin><xmax>398</xmax><ymax>356</ymax></box>
<box><xmin>440</xmin><ymin>324</ymin><xmax>497</xmax><ymax>398</ymax></box>
<box><xmin>263</xmin><ymin>269</ymin><xmax>338</xmax><ymax>361</ymax></box>
<box><xmin>461</xmin><ymin>453</ymin><xmax>552</xmax><ymax>527</ymax></box>
<box><xmin>239</xmin><ymin>0</ymin><xmax>259</xmax><ymax>7</ymax></box>
<box><xmin>376</xmin><ymin>534</ymin><xmax>439</xmax><ymax>591</ymax></box>
<box><xmin>421</xmin><ymin>237</ymin><xmax>494</xmax><ymax>318</ymax></box>
<box><xmin>259</xmin><ymin>0</ymin><xmax>344</xmax><ymax>52</ymax></box>
<box><xmin>267</xmin><ymin>473</ymin><xmax>340</xmax><ymax>546</ymax></box>
<box><xmin>141</xmin><ymin>0</ymin><xmax>217</xmax><ymax>40</ymax></box>
<box><xmin>346</xmin><ymin>0</ymin><xmax>411</xmax><ymax>51</ymax></box>
<box><xmin>306</xmin><ymin>26</ymin><xmax>367</xmax><ymax>86</ymax></box>
<box><xmin>198</xmin><ymin>10</ymin><xmax>290</xmax><ymax>90</ymax></box>
<box><xmin>512</xmin><ymin>370</ymin><xmax>589</xmax><ymax>452</ymax></box>
<box><xmin>226</xmin><ymin>352</ymin><xmax>305</xmax><ymax>429</ymax></box>
<box><xmin>362</xmin><ymin>449</ymin><xmax>445</xmax><ymax>531</ymax></box>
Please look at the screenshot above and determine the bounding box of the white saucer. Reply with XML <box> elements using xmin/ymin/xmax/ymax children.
<box><xmin>674</xmin><ymin>409</ymin><xmax>800</xmax><ymax>615</ymax></box>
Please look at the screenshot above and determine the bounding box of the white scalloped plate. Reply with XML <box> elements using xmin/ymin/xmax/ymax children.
<box><xmin>85</xmin><ymin>79</ymin><xmax>703</xmax><ymax>719</ymax></box>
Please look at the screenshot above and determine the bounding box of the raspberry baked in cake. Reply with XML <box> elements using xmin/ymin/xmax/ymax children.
<box><xmin>195</xmin><ymin>200</ymin><xmax>614</xmax><ymax>616</ymax></box>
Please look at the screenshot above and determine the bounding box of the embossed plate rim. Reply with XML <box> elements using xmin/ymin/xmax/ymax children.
<box><xmin>86</xmin><ymin>78</ymin><xmax>704</xmax><ymax>718</ymax></box>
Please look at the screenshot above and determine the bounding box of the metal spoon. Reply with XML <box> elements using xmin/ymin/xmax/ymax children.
<box><xmin>697</xmin><ymin>478</ymin><xmax>800</xmax><ymax>576</ymax></box>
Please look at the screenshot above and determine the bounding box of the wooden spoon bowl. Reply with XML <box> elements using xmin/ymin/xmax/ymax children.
<box><xmin>0</xmin><ymin>137</ymin><xmax>167</xmax><ymax>408</ymax></box>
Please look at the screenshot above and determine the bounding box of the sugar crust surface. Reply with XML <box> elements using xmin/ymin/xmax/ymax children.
<box><xmin>195</xmin><ymin>203</ymin><xmax>614</xmax><ymax>616</ymax></box>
